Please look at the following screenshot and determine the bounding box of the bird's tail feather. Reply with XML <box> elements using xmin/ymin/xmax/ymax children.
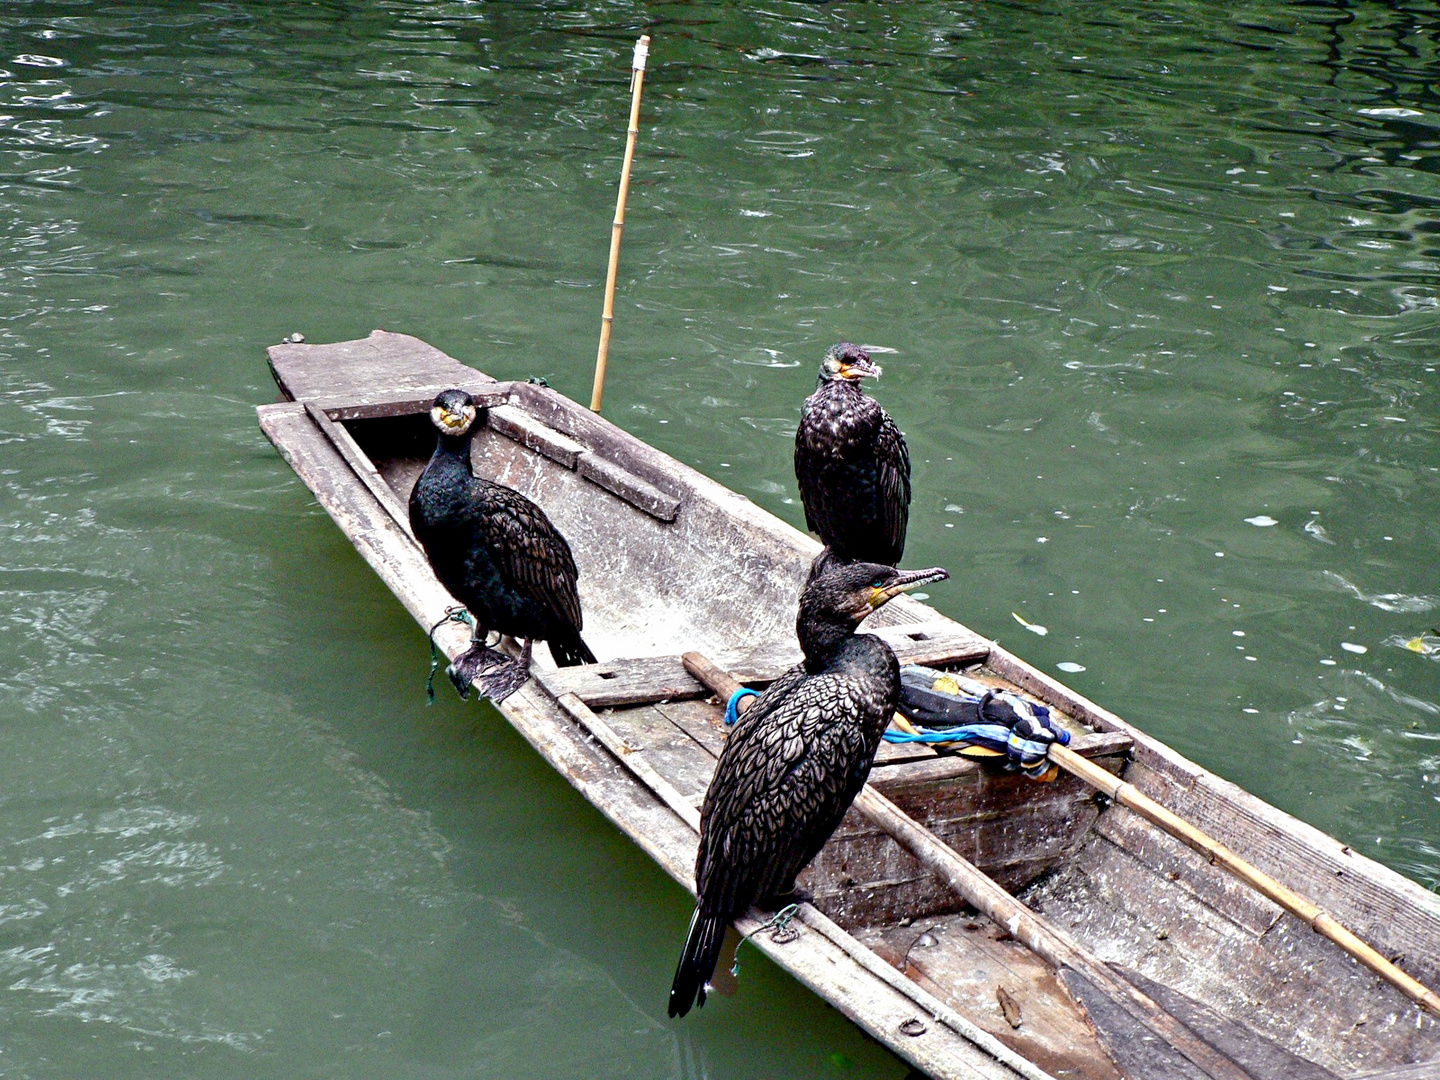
<box><xmin>549</xmin><ymin>627</ymin><xmax>597</xmax><ymax>667</ymax></box>
<box><xmin>668</xmin><ymin>908</ymin><xmax>727</xmax><ymax>1019</ymax></box>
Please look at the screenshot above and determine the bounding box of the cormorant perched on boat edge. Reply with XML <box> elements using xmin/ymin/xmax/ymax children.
<box><xmin>668</xmin><ymin>560</ymin><xmax>948</xmax><ymax>1018</ymax></box>
<box><xmin>409</xmin><ymin>389</ymin><xmax>596</xmax><ymax>702</ymax></box>
<box><xmin>794</xmin><ymin>343</ymin><xmax>912</xmax><ymax>572</ymax></box>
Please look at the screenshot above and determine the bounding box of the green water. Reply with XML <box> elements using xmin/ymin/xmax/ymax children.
<box><xmin>2</xmin><ymin>2</ymin><xmax>1437</xmax><ymax>1076</ymax></box>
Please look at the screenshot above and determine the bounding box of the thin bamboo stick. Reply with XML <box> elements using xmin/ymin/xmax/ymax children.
<box><xmin>1049</xmin><ymin>743</ymin><xmax>1440</xmax><ymax>1019</ymax></box>
<box><xmin>590</xmin><ymin>34</ymin><xmax>651</xmax><ymax>413</ymax></box>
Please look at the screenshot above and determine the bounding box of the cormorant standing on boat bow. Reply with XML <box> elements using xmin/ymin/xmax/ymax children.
<box><xmin>668</xmin><ymin>560</ymin><xmax>948</xmax><ymax>1018</ymax></box>
<box><xmin>410</xmin><ymin>389</ymin><xmax>595</xmax><ymax>702</ymax></box>
<box><xmin>794</xmin><ymin>343</ymin><xmax>912</xmax><ymax>571</ymax></box>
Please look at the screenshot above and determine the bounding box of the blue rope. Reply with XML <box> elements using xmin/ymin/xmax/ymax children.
<box><xmin>426</xmin><ymin>606</ymin><xmax>476</xmax><ymax>704</ymax></box>
<box><xmin>724</xmin><ymin>688</ymin><xmax>760</xmax><ymax>726</ymax></box>
<box><xmin>885</xmin><ymin>722</ymin><xmax>1016</xmax><ymax>746</ymax></box>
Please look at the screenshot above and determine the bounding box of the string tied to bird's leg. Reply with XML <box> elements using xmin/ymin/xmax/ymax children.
<box><xmin>731</xmin><ymin>903</ymin><xmax>801</xmax><ymax>978</ymax></box>
<box><xmin>426</xmin><ymin>606</ymin><xmax>476</xmax><ymax>704</ymax></box>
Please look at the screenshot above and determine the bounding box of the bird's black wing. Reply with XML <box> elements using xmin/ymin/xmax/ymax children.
<box><xmin>875</xmin><ymin>410</ymin><xmax>911</xmax><ymax>562</ymax></box>
<box><xmin>475</xmin><ymin>481</ymin><xmax>584</xmax><ymax>631</ymax></box>
<box><xmin>794</xmin><ymin>397</ymin><xmax>826</xmax><ymax>537</ymax></box>
<box><xmin>696</xmin><ymin>672</ymin><xmax>872</xmax><ymax>913</ymax></box>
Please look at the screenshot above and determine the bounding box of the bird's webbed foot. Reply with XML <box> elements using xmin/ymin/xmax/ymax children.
<box><xmin>469</xmin><ymin>658</ymin><xmax>531</xmax><ymax>704</ymax></box>
<box><xmin>447</xmin><ymin>643</ymin><xmax>514</xmax><ymax>701</ymax></box>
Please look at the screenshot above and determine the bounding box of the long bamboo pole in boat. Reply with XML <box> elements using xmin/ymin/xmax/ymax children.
<box><xmin>590</xmin><ymin>34</ymin><xmax>651</xmax><ymax>413</ymax></box>
<box><xmin>680</xmin><ymin>653</ymin><xmax>1258</xmax><ymax>1080</ymax></box>
<box><xmin>1049</xmin><ymin>743</ymin><xmax>1440</xmax><ymax>1019</ymax></box>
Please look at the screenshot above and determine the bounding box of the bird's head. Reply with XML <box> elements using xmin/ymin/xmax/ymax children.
<box><xmin>819</xmin><ymin>342</ymin><xmax>882</xmax><ymax>383</ymax></box>
<box><xmin>429</xmin><ymin>389</ymin><xmax>480</xmax><ymax>436</ymax></box>
<box><xmin>798</xmin><ymin>561</ymin><xmax>948</xmax><ymax>661</ymax></box>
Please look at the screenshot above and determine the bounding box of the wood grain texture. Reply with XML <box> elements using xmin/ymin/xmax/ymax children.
<box><xmin>855</xmin><ymin>917</ymin><xmax>1125</xmax><ymax>1080</ymax></box>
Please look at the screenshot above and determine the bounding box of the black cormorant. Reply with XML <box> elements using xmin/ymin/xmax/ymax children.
<box><xmin>410</xmin><ymin>389</ymin><xmax>596</xmax><ymax>701</ymax></box>
<box><xmin>668</xmin><ymin>559</ymin><xmax>948</xmax><ymax>1017</ymax></box>
<box><xmin>794</xmin><ymin>343</ymin><xmax>912</xmax><ymax>569</ymax></box>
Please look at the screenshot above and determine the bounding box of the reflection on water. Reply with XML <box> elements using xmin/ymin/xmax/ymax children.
<box><xmin>1</xmin><ymin>1</ymin><xmax>1437</xmax><ymax>1076</ymax></box>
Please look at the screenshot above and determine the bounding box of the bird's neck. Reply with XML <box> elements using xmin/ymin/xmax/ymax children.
<box><xmin>431</xmin><ymin>430</ymin><xmax>475</xmax><ymax>470</ymax></box>
<box><xmin>797</xmin><ymin>616</ymin><xmax>858</xmax><ymax>672</ymax></box>
<box><xmin>817</xmin><ymin>374</ymin><xmax>864</xmax><ymax>394</ymax></box>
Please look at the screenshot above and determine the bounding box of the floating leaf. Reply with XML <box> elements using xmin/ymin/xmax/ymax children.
<box><xmin>1012</xmin><ymin>612</ymin><xmax>1048</xmax><ymax>636</ymax></box>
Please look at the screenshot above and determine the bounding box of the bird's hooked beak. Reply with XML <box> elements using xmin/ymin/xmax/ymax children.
<box><xmin>840</xmin><ymin>355</ymin><xmax>882</xmax><ymax>381</ymax></box>
<box><xmin>432</xmin><ymin>402</ymin><xmax>477</xmax><ymax>433</ymax></box>
<box><xmin>870</xmin><ymin>567</ymin><xmax>948</xmax><ymax>609</ymax></box>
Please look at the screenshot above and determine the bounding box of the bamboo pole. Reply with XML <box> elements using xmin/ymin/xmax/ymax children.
<box><xmin>1049</xmin><ymin>743</ymin><xmax>1440</xmax><ymax>1019</ymax></box>
<box><xmin>590</xmin><ymin>34</ymin><xmax>651</xmax><ymax>413</ymax></box>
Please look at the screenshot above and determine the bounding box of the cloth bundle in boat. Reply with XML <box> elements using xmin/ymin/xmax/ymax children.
<box><xmin>890</xmin><ymin>665</ymin><xmax>1070</xmax><ymax>779</ymax></box>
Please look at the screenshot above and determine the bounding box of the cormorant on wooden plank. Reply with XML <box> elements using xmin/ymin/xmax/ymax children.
<box><xmin>668</xmin><ymin>559</ymin><xmax>948</xmax><ymax>1018</ymax></box>
<box><xmin>794</xmin><ymin>343</ymin><xmax>912</xmax><ymax>570</ymax></box>
<box><xmin>410</xmin><ymin>389</ymin><xmax>595</xmax><ymax>703</ymax></box>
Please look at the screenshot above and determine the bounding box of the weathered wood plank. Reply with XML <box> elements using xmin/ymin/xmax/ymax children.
<box><xmin>305</xmin><ymin>403</ymin><xmax>417</xmax><ymax>540</ymax></box>
<box><xmin>486</xmin><ymin>403</ymin><xmax>585</xmax><ymax>470</ymax></box>
<box><xmin>532</xmin><ymin>625</ymin><xmax>992</xmax><ymax>711</ymax></box>
<box><xmin>1121</xmin><ymin>970</ymin><xmax>1339</xmax><ymax>1080</ymax></box>
<box><xmin>577</xmin><ymin>450</ymin><xmax>682</xmax><ymax>522</ymax></box>
<box><xmin>854</xmin><ymin>916</ymin><xmax>1125</xmax><ymax>1080</ymax></box>
<box><xmin>582</xmin><ymin>702</ymin><xmax>713</xmax><ymax>810</ymax></box>
<box><xmin>1094</xmin><ymin>806</ymin><xmax>1284</xmax><ymax>938</ymax></box>
<box><xmin>533</xmin><ymin>656</ymin><xmax>707</xmax><ymax>708</ymax></box>
<box><xmin>1025</xmin><ymin>834</ymin><xmax>1439</xmax><ymax>1075</ymax></box>
<box><xmin>268</xmin><ymin>329</ymin><xmax>499</xmax><ymax>413</ymax></box>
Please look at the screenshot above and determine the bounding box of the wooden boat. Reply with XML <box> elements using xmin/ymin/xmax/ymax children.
<box><xmin>259</xmin><ymin>330</ymin><xmax>1440</xmax><ymax>1080</ymax></box>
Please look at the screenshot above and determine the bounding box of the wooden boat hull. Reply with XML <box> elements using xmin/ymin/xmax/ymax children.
<box><xmin>260</xmin><ymin>330</ymin><xmax>1440</xmax><ymax>1080</ymax></box>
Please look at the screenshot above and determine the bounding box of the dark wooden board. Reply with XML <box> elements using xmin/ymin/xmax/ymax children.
<box><xmin>854</xmin><ymin>917</ymin><xmax>1124</xmax><ymax>1080</ymax></box>
<box><xmin>1058</xmin><ymin>968</ymin><xmax>1215</xmax><ymax>1080</ymax></box>
<box><xmin>1122</xmin><ymin>970</ymin><xmax>1338</xmax><ymax>1080</ymax></box>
